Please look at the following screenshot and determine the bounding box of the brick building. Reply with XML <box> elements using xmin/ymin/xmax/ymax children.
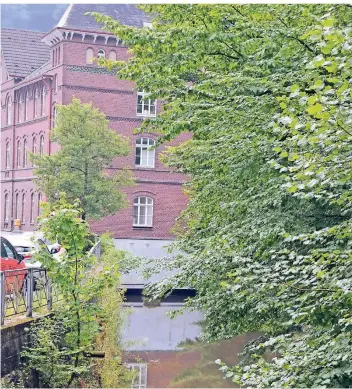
<box><xmin>1</xmin><ymin>4</ymin><xmax>189</xmax><ymax>266</ymax></box>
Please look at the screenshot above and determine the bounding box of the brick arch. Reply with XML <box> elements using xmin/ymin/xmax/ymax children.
<box><xmin>132</xmin><ymin>190</ymin><xmax>156</xmax><ymax>197</ymax></box>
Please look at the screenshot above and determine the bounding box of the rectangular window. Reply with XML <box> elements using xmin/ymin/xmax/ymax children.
<box><xmin>126</xmin><ymin>363</ymin><xmax>147</xmax><ymax>389</ymax></box>
<box><xmin>136</xmin><ymin>91</ymin><xmax>156</xmax><ymax>117</ymax></box>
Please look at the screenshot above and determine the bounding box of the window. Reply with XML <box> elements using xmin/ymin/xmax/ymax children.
<box><xmin>25</xmin><ymin>92</ymin><xmax>29</xmax><ymax>120</ymax></box>
<box><xmin>41</xmin><ymin>86</ymin><xmax>46</xmax><ymax>116</ymax></box>
<box><xmin>18</xmin><ymin>94</ymin><xmax>24</xmax><ymax>122</ymax></box>
<box><xmin>86</xmin><ymin>48</ymin><xmax>94</xmax><ymax>64</ymax></box>
<box><xmin>97</xmin><ymin>49</ymin><xmax>105</xmax><ymax>59</ymax></box>
<box><xmin>32</xmin><ymin>137</ymin><xmax>37</xmax><ymax>154</ymax></box>
<box><xmin>5</xmin><ymin>142</ymin><xmax>10</xmax><ymax>169</ymax></box>
<box><xmin>21</xmin><ymin>193</ymin><xmax>26</xmax><ymax>224</ymax></box>
<box><xmin>143</xmin><ymin>21</ymin><xmax>153</xmax><ymax>28</ymax></box>
<box><xmin>126</xmin><ymin>363</ymin><xmax>147</xmax><ymax>389</ymax></box>
<box><xmin>54</xmin><ymin>75</ymin><xmax>58</xmax><ymax>92</ymax></box>
<box><xmin>23</xmin><ymin>139</ymin><xmax>28</xmax><ymax>167</ymax></box>
<box><xmin>137</xmin><ymin>91</ymin><xmax>156</xmax><ymax>116</ymax></box>
<box><xmin>34</xmin><ymin>88</ymin><xmax>39</xmax><ymax>117</ymax></box>
<box><xmin>58</xmin><ymin>46</ymin><xmax>60</xmax><ymax>64</ymax></box>
<box><xmin>15</xmin><ymin>193</ymin><xmax>19</xmax><ymax>219</ymax></box>
<box><xmin>6</xmin><ymin>96</ymin><xmax>11</xmax><ymax>125</ymax></box>
<box><xmin>109</xmin><ymin>50</ymin><xmax>117</xmax><ymax>61</ymax></box>
<box><xmin>17</xmin><ymin>140</ymin><xmax>21</xmax><ymax>168</ymax></box>
<box><xmin>133</xmin><ymin>196</ymin><xmax>153</xmax><ymax>227</ymax></box>
<box><xmin>53</xmin><ymin>49</ymin><xmax>56</xmax><ymax>66</ymax></box>
<box><xmin>2</xmin><ymin>238</ymin><xmax>16</xmax><ymax>259</ymax></box>
<box><xmin>52</xmin><ymin>106</ymin><xmax>57</xmax><ymax>127</ymax></box>
<box><xmin>4</xmin><ymin>194</ymin><xmax>9</xmax><ymax>222</ymax></box>
<box><xmin>30</xmin><ymin>193</ymin><xmax>35</xmax><ymax>223</ymax></box>
<box><xmin>135</xmin><ymin>138</ymin><xmax>155</xmax><ymax>168</ymax></box>
<box><xmin>38</xmin><ymin>193</ymin><xmax>42</xmax><ymax>217</ymax></box>
<box><xmin>39</xmin><ymin>135</ymin><xmax>44</xmax><ymax>157</ymax></box>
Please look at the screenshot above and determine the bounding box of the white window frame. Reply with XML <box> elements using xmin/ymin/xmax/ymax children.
<box><xmin>126</xmin><ymin>363</ymin><xmax>147</xmax><ymax>389</ymax></box>
<box><xmin>136</xmin><ymin>91</ymin><xmax>156</xmax><ymax>117</ymax></box>
<box><xmin>6</xmin><ymin>97</ymin><xmax>11</xmax><ymax>125</ymax></box>
<box><xmin>133</xmin><ymin>196</ymin><xmax>153</xmax><ymax>227</ymax></box>
<box><xmin>39</xmin><ymin>135</ymin><xmax>44</xmax><ymax>157</ymax></box>
<box><xmin>25</xmin><ymin>92</ymin><xmax>29</xmax><ymax>120</ymax></box>
<box><xmin>17</xmin><ymin>140</ymin><xmax>21</xmax><ymax>168</ymax></box>
<box><xmin>5</xmin><ymin>142</ymin><xmax>10</xmax><ymax>169</ymax></box>
<box><xmin>21</xmin><ymin>193</ymin><xmax>26</xmax><ymax>224</ymax></box>
<box><xmin>34</xmin><ymin>88</ymin><xmax>39</xmax><ymax>117</ymax></box>
<box><xmin>135</xmin><ymin>138</ymin><xmax>155</xmax><ymax>168</ymax></box>
<box><xmin>41</xmin><ymin>86</ymin><xmax>46</xmax><ymax>116</ymax></box>
<box><xmin>23</xmin><ymin>139</ymin><xmax>28</xmax><ymax>167</ymax></box>
<box><xmin>18</xmin><ymin>95</ymin><xmax>23</xmax><ymax>123</ymax></box>
<box><xmin>30</xmin><ymin>193</ymin><xmax>35</xmax><ymax>224</ymax></box>
<box><xmin>4</xmin><ymin>194</ymin><xmax>9</xmax><ymax>222</ymax></box>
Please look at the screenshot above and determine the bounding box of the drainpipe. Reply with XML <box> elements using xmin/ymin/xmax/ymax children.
<box><xmin>10</xmin><ymin>92</ymin><xmax>17</xmax><ymax>231</ymax></box>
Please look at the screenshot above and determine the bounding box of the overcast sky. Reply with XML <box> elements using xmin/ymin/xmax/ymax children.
<box><xmin>1</xmin><ymin>4</ymin><xmax>68</xmax><ymax>32</ymax></box>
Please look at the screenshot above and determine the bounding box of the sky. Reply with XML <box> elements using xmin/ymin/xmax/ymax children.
<box><xmin>1</xmin><ymin>4</ymin><xmax>68</xmax><ymax>32</ymax></box>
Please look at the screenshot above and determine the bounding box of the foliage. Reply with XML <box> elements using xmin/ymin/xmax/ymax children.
<box><xmin>31</xmin><ymin>97</ymin><xmax>133</xmax><ymax>220</ymax></box>
<box><xmin>92</xmin><ymin>5</ymin><xmax>352</xmax><ymax>387</ymax></box>
<box><xmin>15</xmin><ymin>197</ymin><xmax>129</xmax><ymax>388</ymax></box>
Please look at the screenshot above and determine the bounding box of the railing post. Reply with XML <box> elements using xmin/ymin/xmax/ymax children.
<box><xmin>26</xmin><ymin>268</ymin><xmax>34</xmax><ymax>318</ymax></box>
<box><xmin>46</xmin><ymin>271</ymin><xmax>52</xmax><ymax>310</ymax></box>
<box><xmin>1</xmin><ymin>272</ymin><xmax>5</xmax><ymax>326</ymax></box>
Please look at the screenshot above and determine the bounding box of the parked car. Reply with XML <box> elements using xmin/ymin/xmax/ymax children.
<box><xmin>0</xmin><ymin>236</ymin><xmax>27</xmax><ymax>294</ymax></box>
<box><xmin>2</xmin><ymin>232</ymin><xmax>63</xmax><ymax>268</ymax></box>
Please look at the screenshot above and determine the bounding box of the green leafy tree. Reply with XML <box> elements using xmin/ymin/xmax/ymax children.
<box><xmin>92</xmin><ymin>4</ymin><xmax>352</xmax><ymax>387</ymax></box>
<box><xmin>31</xmin><ymin>97</ymin><xmax>133</xmax><ymax>220</ymax></box>
<box><xmin>18</xmin><ymin>197</ymin><xmax>132</xmax><ymax>388</ymax></box>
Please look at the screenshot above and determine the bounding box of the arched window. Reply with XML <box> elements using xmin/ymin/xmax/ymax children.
<box><xmin>135</xmin><ymin>138</ymin><xmax>155</xmax><ymax>168</ymax></box>
<box><xmin>137</xmin><ymin>90</ymin><xmax>156</xmax><ymax>116</ymax></box>
<box><xmin>52</xmin><ymin>106</ymin><xmax>57</xmax><ymax>127</ymax></box>
<box><xmin>30</xmin><ymin>193</ymin><xmax>35</xmax><ymax>223</ymax></box>
<box><xmin>6</xmin><ymin>96</ymin><xmax>11</xmax><ymax>125</ymax></box>
<box><xmin>18</xmin><ymin>94</ymin><xmax>24</xmax><ymax>122</ymax></box>
<box><xmin>17</xmin><ymin>140</ymin><xmax>21</xmax><ymax>168</ymax></box>
<box><xmin>4</xmin><ymin>194</ymin><xmax>9</xmax><ymax>222</ymax></box>
<box><xmin>39</xmin><ymin>135</ymin><xmax>44</xmax><ymax>157</ymax></box>
<box><xmin>97</xmin><ymin>49</ymin><xmax>105</xmax><ymax>59</ymax></box>
<box><xmin>109</xmin><ymin>50</ymin><xmax>117</xmax><ymax>61</ymax></box>
<box><xmin>58</xmin><ymin>46</ymin><xmax>61</xmax><ymax>64</ymax></box>
<box><xmin>86</xmin><ymin>48</ymin><xmax>94</xmax><ymax>64</ymax></box>
<box><xmin>21</xmin><ymin>193</ymin><xmax>26</xmax><ymax>224</ymax></box>
<box><xmin>53</xmin><ymin>49</ymin><xmax>56</xmax><ymax>66</ymax></box>
<box><xmin>5</xmin><ymin>142</ymin><xmax>10</xmax><ymax>169</ymax></box>
<box><xmin>25</xmin><ymin>92</ymin><xmax>29</xmax><ymax>120</ymax></box>
<box><xmin>15</xmin><ymin>193</ymin><xmax>19</xmax><ymax>219</ymax></box>
<box><xmin>54</xmin><ymin>75</ymin><xmax>58</xmax><ymax>92</ymax></box>
<box><xmin>34</xmin><ymin>88</ymin><xmax>39</xmax><ymax>117</ymax></box>
<box><xmin>32</xmin><ymin>137</ymin><xmax>37</xmax><ymax>154</ymax></box>
<box><xmin>23</xmin><ymin>139</ymin><xmax>28</xmax><ymax>167</ymax></box>
<box><xmin>133</xmin><ymin>196</ymin><xmax>153</xmax><ymax>227</ymax></box>
<box><xmin>38</xmin><ymin>192</ymin><xmax>42</xmax><ymax>217</ymax></box>
<box><xmin>41</xmin><ymin>86</ymin><xmax>46</xmax><ymax>116</ymax></box>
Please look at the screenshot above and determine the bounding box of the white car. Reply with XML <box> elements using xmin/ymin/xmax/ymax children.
<box><xmin>1</xmin><ymin>232</ymin><xmax>63</xmax><ymax>268</ymax></box>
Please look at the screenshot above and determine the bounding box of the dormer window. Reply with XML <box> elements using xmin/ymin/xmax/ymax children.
<box><xmin>97</xmin><ymin>49</ymin><xmax>105</xmax><ymax>59</ymax></box>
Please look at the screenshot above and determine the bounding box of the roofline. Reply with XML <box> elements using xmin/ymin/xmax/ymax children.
<box><xmin>1</xmin><ymin>27</ymin><xmax>46</xmax><ymax>34</ymax></box>
<box><xmin>13</xmin><ymin>74</ymin><xmax>53</xmax><ymax>91</ymax></box>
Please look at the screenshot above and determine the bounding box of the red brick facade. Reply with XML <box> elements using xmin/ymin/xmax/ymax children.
<box><xmin>1</xmin><ymin>25</ymin><xmax>189</xmax><ymax>240</ymax></box>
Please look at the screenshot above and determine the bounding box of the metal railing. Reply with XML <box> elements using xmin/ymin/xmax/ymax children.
<box><xmin>0</xmin><ymin>268</ymin><xmax>60</xmax><ymax>325</ymax></box>
<box><xmin>1</xmin><ymin>240</ymin><xmax>102</xmax><ymax>325</ymax></box>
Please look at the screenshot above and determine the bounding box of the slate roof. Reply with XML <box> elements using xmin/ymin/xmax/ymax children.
<box><xmin>1</xmin><ymin>28</ymin><xmax>51</xmax><ymax>78</ymax></box>
<box><xmin>57</xmin><ymin>4</ymin><xmax>151</xmax><ymax>31</ymax></box>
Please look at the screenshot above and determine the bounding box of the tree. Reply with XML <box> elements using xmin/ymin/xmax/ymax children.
<box><xmin>31</xmin><ymin>98</ymin><xmax>133</xmax><ymax>220</ymax></box>
<box><xmin>92</xmin><ymin>5</ymin><xmax>352</xmax><ymax>387</ymax></box>
<box><xmin>18</xmin><ymin>197</ymin><xmax>133</xmax><ymax>388</ymax></box>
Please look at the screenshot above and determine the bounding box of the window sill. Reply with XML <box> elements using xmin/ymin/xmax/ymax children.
<box><xmin>134</xmin><ymin>165</ymin><xmax>155</xmax><ymax>169</ymax></box>
<box><xmin>133</xmin><ymin>226</ymin><xmax>153</xmax><ymax>230</ymax></box>
<box><xmin>136</xmin><ymin>113</ymin><xmax>156</xmax><ymax>118</ymax></box>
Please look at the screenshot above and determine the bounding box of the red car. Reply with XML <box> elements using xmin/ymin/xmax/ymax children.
<box><xmin>1</xmin><ymin>236</ymin><xmax>27</xmax><ymax>294</ymax></box>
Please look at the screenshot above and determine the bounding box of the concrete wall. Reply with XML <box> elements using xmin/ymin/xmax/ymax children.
<box><xmin>1</xmin><ymin>319</ymin><xmax>32</xmax><ymax>377</ymax></box>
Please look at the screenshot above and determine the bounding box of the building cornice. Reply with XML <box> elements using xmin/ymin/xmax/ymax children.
<box><xmin>42</xmin><ymin>27</ymin><xmax>120</xmax><ymax>47</ymax></box>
